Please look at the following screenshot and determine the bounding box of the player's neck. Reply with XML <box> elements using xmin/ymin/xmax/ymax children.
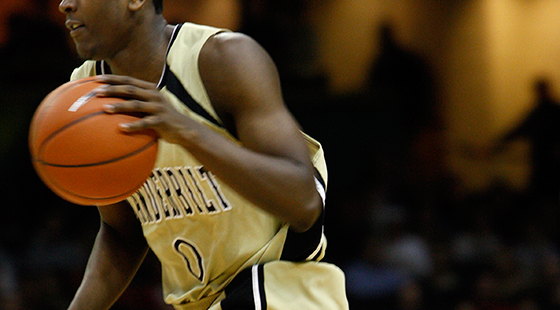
<box><xmin>105</xmin><ymin>18</ymin><xmax>170</xmax><ymax>84</ymax></box>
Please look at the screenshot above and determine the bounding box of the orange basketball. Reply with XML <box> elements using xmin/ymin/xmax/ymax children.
<box><xmin>29</xmin><ymin>77</ymin><xmax>158</xmax><ymax>206</ymax></box>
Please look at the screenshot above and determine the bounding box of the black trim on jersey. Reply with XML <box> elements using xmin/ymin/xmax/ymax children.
<box><xmin>222</xmin><ymin>265</ymin><xmax>267</xmax><ymax>310</ymax></box>
<box><xmin>256</xmin><ymin>265</ymin><xmax>266</xmax><ymax>310</ymax></box>
<box><xmin>94</xmin><ymin>60</ymin><xmax>111</xmax><ymax>75</ymax></box>
<box><xmin>279</xmin><ymin>167</ymin><xmax>326</xmax><ymax>262</ymax></box>
<box><xmin>281</xmin><ymin>208</ymin><xmax>324</xmax><ymax>262</ymax></box>
<box><xmin>314</xmin><ymin>167</ymin><xmax>326</xmax><ymax>189</ymax></box>
<box><xmin>162</xmin><ymin>69</ymin><xmax>222</xmax><ymax>128</ymax></box>
<box><xmin>94</xmin><ymin>23</ymin><xmax>223</xmax><ymax>130</ymax></box>
<box><xmin>168</xmin><ymin>23</ymin><xmax>183</xmax><ymax>47</ymax></box>
<box><xmin>158</xmin><ymin>23</ymin><xmax>223</xmax><ymax>129</ymax></box>
<box><xmin>95</xmin><ymin>61</ymin><xmax>102</xmax><ymax>75</ymax></box>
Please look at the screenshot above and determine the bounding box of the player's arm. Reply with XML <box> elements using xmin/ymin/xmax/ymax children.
<box><xmin>68</xmin><ymin>201</ymin><xmax>148</xmax><ymax>310</ymax></box>
<box><xmin>196</xmin><ymin>32</ymin><xmax>323</xmax><ymax>231</ymax></box>
<box><xmin>96</xmin><ymin>33</ymin><xmax>322</xmax><ymax>232</ymax></box>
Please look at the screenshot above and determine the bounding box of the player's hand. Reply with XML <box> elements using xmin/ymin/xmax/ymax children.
<box><xmin>93</xmin><ymin>74</ymin><xmax>195</xmax><ymax>145</ymax></box>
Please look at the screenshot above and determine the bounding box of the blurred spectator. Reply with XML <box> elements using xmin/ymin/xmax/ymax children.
<box><xmin>345</xmin><ymin>202</ymin><xmax>433</xmax><ymax>310</ymax></box>
<box><xmin>451</xmin><ymin>206</ymin><xmax>503</xmax><ymax>269</ymax></box>
<box><xmin>364</xmin><ymin>22</ymin><xmax>451</xmax><ymax>245</ymax></box>
<box><xmin>344</xmin><ymin>231</ymin><xmax>412</xmax><ymax>309</ymax></box>
<box><xmin>0</xmin><ymin>249</ymin><xmax>21</xmax><ymax>310</ymax></box>
<box><xmin>481</xmin><ymin>77</ymin><xmax>560</xmax><ymax>215</ymax></box>
<box><xmin>396</xmin><ymin>279</ymin><xmax>425</xmax><ymax>310</ymax></box>
<box><xmin>367</xmin><ymin>22</ymin><xmax>437</xmax><ymax>135</ymax></box>
<box><xmin>424</xmin><ymin>242</ymin><xmax>462</xmax><ymax>309</ymax></box>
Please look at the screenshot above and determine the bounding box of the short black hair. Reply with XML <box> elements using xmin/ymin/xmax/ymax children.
<box><xmin>153</xmin><ymin>0</ymin><xmax>163</xmax><ymax>14</ymax></box>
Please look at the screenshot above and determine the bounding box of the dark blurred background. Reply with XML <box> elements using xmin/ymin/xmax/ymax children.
<box><xmin>3</xmin><ymin>0</ymin><xmax>560</xmax><ymax>309</ymax></box>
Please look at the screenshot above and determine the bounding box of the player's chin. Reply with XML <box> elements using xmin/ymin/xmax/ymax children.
<box><xmin>74</xmin><ymin>45</ymin><xmax>94</xmax><ymax>61</ymax></box>
<box><xmin>73</xmin><ymin>43</ymin><xmax>101</xmax><ymax>62</ymax></box>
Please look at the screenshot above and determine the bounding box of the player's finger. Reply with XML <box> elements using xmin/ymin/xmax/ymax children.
<box><xmin>93</xmin><ymin>84</ymin><xmax>156</xmax><ymax>100</ymax></box>
<box><xmin>95</xmin><ymin>74</ymin><xmax>157</xmax><ymax>89</ymax></box>
<box><xmin>104</xmin><ymin>100</ymin><xmax>161</xmax><ymax>114</ymax></box>
<box><xmin>118</xmin><ymin>115</ymin><xmax>160</xmax><ymax>132</ymax></box>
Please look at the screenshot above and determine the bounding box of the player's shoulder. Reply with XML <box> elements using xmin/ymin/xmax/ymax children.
<box><xmin>166</xmin><ymin>22</ymin><xmax>227</xmax><ymax>70</ymax></box>
<box><xmin>172</xmin><ymin>22</ymin><xmax>228</xmax><ymax>48</ymax></box>
<box><xmin>198</xmin><ymin>31</ymin><xmax>273</xmax><ymax>86</ymax></box>
<box><xmin>201</xmin><ymin>31</ymin><xmax>263</xmax><ymax>61</ymax></box>
<box><xmin>208</xmin><ymin>31</ymin><xmax>256</xmax><ymax>46</ymax></box>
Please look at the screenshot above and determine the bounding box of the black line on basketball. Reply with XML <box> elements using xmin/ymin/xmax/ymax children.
<box><xmin>38</xmin><ymin>138</ymin><xmax>158</xmax><ymax>168</ymax></box>
<box><xmin>37</xmin><ymin>109</ymin><xmax>157</xmax><ymax>167</ymax></box>
<box><xmin>43</xmin><ymin>172</ymin><xmax>151</xmax><ymax>203</ymax></box>
<box><xmin>30</xmin><ymin>79</ymin><xmax>95</xmax><ymax>150</ymax></box>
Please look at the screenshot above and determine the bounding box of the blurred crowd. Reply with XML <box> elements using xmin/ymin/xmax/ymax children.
<box><xmin>3</xmin><ymin>1</ymin><xmax>560</xmax><ymax>310</ymax></box>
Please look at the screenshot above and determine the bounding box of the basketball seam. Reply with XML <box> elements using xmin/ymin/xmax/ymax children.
<box><xmin>30</xmin><ymin>78</ymin><xmax>96</xmax><ymax>154</ymax></box>
<box><xmin>44</xmin><ymin>172</ymin><xmax>150</xmax><ymax>203</ymax></box>
<box><xmin>31</xmin><ymin>77</ymin><xmax>156</xmax><ymax>205</ymax></box>
<box><xmin>37</xmin><ymin>108</ymin><xmax>157</xmax><ymax>168</ymax></box>
<box><xmin>37</xmin><ymin>111</ymin><xmax>104</xmax><ymax>160</ymax></box>
<box><xmin>38</xmin><ymin>135</ymin><xmax>158</xmax><ymax>168</ymax></box>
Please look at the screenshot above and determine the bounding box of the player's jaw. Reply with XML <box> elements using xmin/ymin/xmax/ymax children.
<box><xmin>64</xmin><ymin>19</ymin><xmax>95</xmax><ymax>60</ymax></box>
<box><xmin>63</xmin><ymin>18</ymin><xmax>112</xmax><ymax>61</ymax></box>
<box><xmin>59</xmin><ymin>0</ymin><xmax>126</xmax><ymax>61</ymax></box>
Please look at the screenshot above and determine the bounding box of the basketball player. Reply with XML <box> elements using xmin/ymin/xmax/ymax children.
<box><xmin>58</xmin><ymin>0</ymin><xmax>349</xmax><ymax>309</ymax></box>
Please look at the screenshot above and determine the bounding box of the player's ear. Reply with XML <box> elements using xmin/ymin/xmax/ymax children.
<box><xmin>128</xmin><ymin>0</ymin><xmax>146</xmax><ymax>11</ymax></box>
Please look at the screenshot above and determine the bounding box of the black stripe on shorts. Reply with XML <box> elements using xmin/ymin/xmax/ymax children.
<box><xmin>222</xmin><ymin>264</ymin><xmax>267</xmax><ymax>310</ymax></box>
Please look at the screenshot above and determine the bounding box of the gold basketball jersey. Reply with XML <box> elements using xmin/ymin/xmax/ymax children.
<box><xmin>70</xmin><ymin>23</ymin><xmax>330</xmax><ymax>308</ymax></box>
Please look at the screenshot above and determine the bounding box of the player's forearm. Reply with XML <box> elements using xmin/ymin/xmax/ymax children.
<box><xmin>177</xmin><ymin>125</ymin><xmax>322</xmax><ymax>231</ymax></box>
<box><xmin>68</xmin><ymin>222</ymin><xmax>149</xmax><ymax>310</ymax></box>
